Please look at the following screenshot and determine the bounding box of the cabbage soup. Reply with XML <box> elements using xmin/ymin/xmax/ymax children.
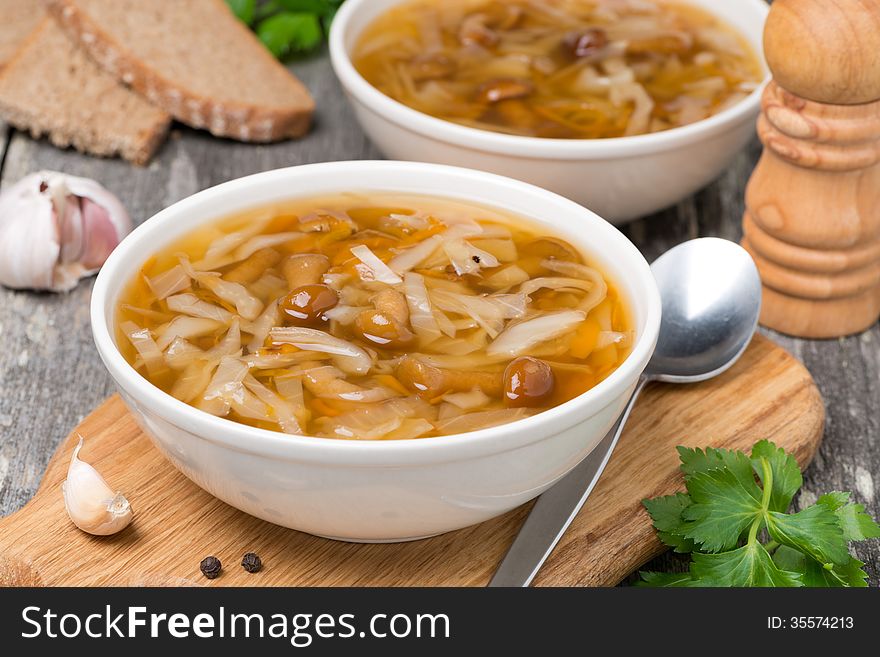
<box><xmin>117</xmin><ymin>195</ymin><xmax>632</xmax><ymax>439</ymax></box>
<box><xmin>353</xmin><ymin>0</ymin><xmax>763</xmax><ymax>139</ymax></box>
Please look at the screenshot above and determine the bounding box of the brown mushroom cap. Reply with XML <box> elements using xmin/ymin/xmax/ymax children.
<box><xmin>356</xmin><ymin>289</ymin><xmax>415</xmax><ymax>348</ymax></box>
<box><xmin>282</xmin><ymin>254</ymin><xmax>330</xmax><ymax>291</ymax></box>
<box><xmin>503</xmin><ymin>357</ymin><xmax>555</xmax><ymax>408</ymax></box>
<box><xmin>280</xmin><ymin>284</ymin><xmax>338</xmax><ymax>326</ymax></box>
<box><xmin>397</xmin><ymin>356</ymin><xmax>503</xmax><ymax>397</ymax></box>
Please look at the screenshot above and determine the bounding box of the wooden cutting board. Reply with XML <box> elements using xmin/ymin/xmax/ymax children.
<box><xmin>0</xmin><ymin>335</ymin><xmax>824</xmax><ymax>587</ymax></box>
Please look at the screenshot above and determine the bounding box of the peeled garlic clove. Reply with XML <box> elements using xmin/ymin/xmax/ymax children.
<box><xmin>62</xmin><ymin>437</ymin><xmax>133</xmax><ymax>536</ymax></box>
<box><xmin>0</xmin><ymin>171</ymin><xmax>131</xmax><ymax>291</ymax></box>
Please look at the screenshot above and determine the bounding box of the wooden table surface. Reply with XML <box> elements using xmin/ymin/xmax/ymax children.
<box><xmin>0</xmin><ymin>49</ymin><xmax>877</xmax><ymax>585</ymax></box>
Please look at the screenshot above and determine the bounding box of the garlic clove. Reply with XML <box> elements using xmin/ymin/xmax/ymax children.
<box><xmin>0</xmin><ymin>185</ymin><xmax>57</xmax><ymax>289</ymax></box>
<box><xmin>0</xmin><ymin>171</ymin><xmax>131</xmax><ymax>292</ymax></box>
<box><xmin>62</xmin><ymin>436</ymin><xmax>133</xmax><ymax>536</ymax></box>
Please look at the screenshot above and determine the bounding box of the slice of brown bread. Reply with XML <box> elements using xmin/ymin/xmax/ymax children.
<box><xmin>0</xmin><ymin>0</ymin><xmax>45</xmax><ymax>70</ymax></box>
<box><xmin>0</xmin><ymin>18</ymin><xmax>171</xmax><ymax>165</ymax></box>
<box><xmin>48</xmin><ymin>0</ymin><xmax>315</xmax><ymax>142</ymax></box>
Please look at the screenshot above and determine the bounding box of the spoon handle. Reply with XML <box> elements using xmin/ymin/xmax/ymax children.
<box><xmin>488</xmin><ymin>376</ymin><xmax>649</xmax><ymax>587</ymax></box>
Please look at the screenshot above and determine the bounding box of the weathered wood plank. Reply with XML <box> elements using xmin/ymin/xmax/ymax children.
<box><xmin>0</xmin><ymin>50</ymin><xmax>877</xmax><ymax>586</ymax></box>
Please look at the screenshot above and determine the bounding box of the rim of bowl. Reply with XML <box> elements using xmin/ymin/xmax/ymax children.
<box><xmin>329</xmin><ymin>0</ymin><xmax>771</xmax><ymax>161</ymax></box>
<box><xmin>91</xmin><ymin>161</ymin><xmax>661</xmax><ymax>466</ymax></box>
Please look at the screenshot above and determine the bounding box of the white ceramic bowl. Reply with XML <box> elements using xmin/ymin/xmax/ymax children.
<box><xmin>330</xmin><ymin>0</ymin><xmax>770</xmax><ymax>225</ymax></box>
<box><xmin>91</xmin><ymin>161</ymin><xmax>661</xmax><ymax>542</ymax></box>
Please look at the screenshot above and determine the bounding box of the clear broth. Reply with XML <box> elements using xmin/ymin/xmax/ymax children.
<box><xmin>353</xmin><ymin>0</ymin><xmax>763</xmax><ymax>139</ymax></box>
<box><xmin>117</xmin><ymin>194</ymin><xmax>633</xmax><ymax>439</ymax></box>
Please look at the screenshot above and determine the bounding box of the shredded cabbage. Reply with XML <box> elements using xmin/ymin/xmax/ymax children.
<box><xmin>487</xmin><ymin>310</ymin><xmax>586</xmax><ymax>357</ymax></box>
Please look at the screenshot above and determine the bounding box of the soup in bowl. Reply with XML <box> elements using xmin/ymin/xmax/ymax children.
<box><xmin>117</xmin><ymin>195</ymin><xmax>633</xmax><ymax>440</ymax></box>
<box><xmin>330</xmin><ymin>0</ymin><xmax>770</xmax><ymax>223</ymax></box>
<box><xmin>352</xmin><ymin>0</ymin><xmax>763</xmax><ymax>140</ymax></box>
<box><xmin>92</xmin><ymin>162</ymin><xmax>661</xmax><ymax>541</ymax></box>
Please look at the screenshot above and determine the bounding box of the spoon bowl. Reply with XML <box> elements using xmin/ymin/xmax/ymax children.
<box><xmin>648</xmin><ymin>238</ymin><xmax>762</xmax><ymax>382</ymax></box>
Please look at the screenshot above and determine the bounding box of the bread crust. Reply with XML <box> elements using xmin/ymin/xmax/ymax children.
<box><xmin>48</xmin><ymin>0</ymin><xmax>315</xmax><ymax>142</ymax></box>
<box><xmin>0</xmin><ymin>18</ymin><xmax>170</xmax><ymax>165</ymax></box>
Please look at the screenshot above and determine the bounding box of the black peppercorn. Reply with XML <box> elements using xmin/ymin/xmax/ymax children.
<box><xmin>200</xmin><ymin>556</ymin><xmax>222</xmax><ymax>579</ymax></box>
<box><xmin>241</xmin><ymin>552</ymin><xmax>262</xmax><ymax>573</ymax></box>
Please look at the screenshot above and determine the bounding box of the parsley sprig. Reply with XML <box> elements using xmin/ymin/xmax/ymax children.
<box><xmin>227</xmin><ymin>0</ymin><xmax>344</xmax><ymax>59</ymax></box>
<box><xmin>640</xmin><ymin>440</ymin><xmax>880</xmax><ymax>587</ymax></box>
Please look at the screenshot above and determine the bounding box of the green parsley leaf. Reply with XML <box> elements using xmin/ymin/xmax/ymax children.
<box><xmin>750</xmin><ymin>439</ymin><xmax>802</xmax><ymax>512</ymax></box>
<box><xmin>642</xmin><ymin>493</ymin><xmax>696</xmax><ymax>553</ymax></box>
<box><xmin>682</xmin><ymin>467</ymin><xmax>762</xmax><ymax>552</ymax></box>
<box><xmin>637</xmin><ymin>571</ymin><xmax>696</xmax><ymax>587</ymax></box>
<box><xmin>772</xmin><ymin>545</ymin><xmax>869</xmax><ymax>588</ymax></box>
<box><xmin>765</xmin><ymin>505</ymin><xmax>850</xmax><ymax>567</ymax></box>
<box><xmin>321</xmin><ymin>3</ymin><xmax>341</xmax><ymax>30</ymax></box>
<box><xmin>678</xmin><ymin>445</ymin><xmax>761</xmax><ymax>500</ymax></box>
<box><xmin>690</xmin><ymin>542</ymin><xmax>803</xmax><ymax>587</ymax></box>
<box><xmin>226</xmin><ymin>0</ymin><xmax>257</xmax><ymax>25</ymax></box>
<box><xmin>233</xmin><ymin>0</ymin><xmax>339</xmax><ymax>59</ymax></box>
<box><xmin>817</xmin><ymin>492</ymin><xmax>880</xmax><ymax>541</ymax></box>
<box><xmin>641</xmin><ymin>440</ymin><xmax>880</xmax><ymax>587</ymax></box>
<box><xmin>276</xmin><ymin>0</ymin><xmax>339</xmax><ymax>12</ymax></box>
<box><xmin>257</xmin><ymin>12</ymin><xmax>323</xmax><ymax>58</ymax></box>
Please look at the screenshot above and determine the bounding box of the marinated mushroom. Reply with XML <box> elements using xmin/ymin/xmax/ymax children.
<box><xmin>356</xmin><ymin>289</ymin><xmax>414</xmax><ymax>348</ymax></box>
<box><xmin>224</xmin><ymin>248</ymin><xmax>281</xmax><ymax>285</ymax></box>
<box><xmin>397</xmin><ymin>356</ymin><xmax>503</xmax><ymax>397</ymax></box>
<box><xmin>477</xmin><ymin>78</ymin><xmax>533</xmax><ymax>104</ymax></box>
<box><xmin>459</xmin><ymin>13</ymin><xmax>499</xmax><ymax>48</ymax></box>
<box><xmin>298</xmin><ymin>213</ymin><xmax>357</xmax><ymax>235</ymax></box>
<box><xmin>503</xmin><ymin>357</ymin><xmax>555</xmax><ymax>408</ymax></box>
<box><xmin>562</xmin><ymin>28</ymin><xmax>608</xmax><ymax>59</ymax></box>
<box><xmin>301</xmin><ymin>364</ymin><xmax>394</xmax><ymax>403</ymax></box>
<box><xmin>280</xmin><ymin>284</ymin><xmax>339</xmax><ymax>326</ymax></box>
<box><xmin>282</xmin><ymin>253</ymin><xmax>330</xmax><ymax>290</ymax></box>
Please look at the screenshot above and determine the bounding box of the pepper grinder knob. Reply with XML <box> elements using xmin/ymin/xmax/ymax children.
<box><xmin>741</xmin><ymin>0</ymin><xmax>880</xmax><ymax>338</ymax></box>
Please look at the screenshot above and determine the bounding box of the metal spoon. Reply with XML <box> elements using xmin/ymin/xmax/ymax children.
<box><xmin>489</xmin><ymin>238</ymin><xmax>762</xmax><ymax>587</ymax></box>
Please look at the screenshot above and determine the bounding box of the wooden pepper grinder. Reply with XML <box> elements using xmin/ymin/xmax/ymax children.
<box><xmin>741</xmin><ymin>0</ymin><xmax>880</xmax><ymax>338</ymax></box>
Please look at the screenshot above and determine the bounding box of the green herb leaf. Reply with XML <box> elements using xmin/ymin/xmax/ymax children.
<box><xmin>276</xmin><ymin>0</ymin><xmax>339</xmax><ymax>12</ymax></box>
<box><xmin>226</xmin><ymin>0</ymin><xmax>257</xmax><ymax>25</ymax></box>
<box><xmin>642</xmin><ymin>493</ymin><xmax>695</xmax><ymax>553</ymax></box>
<box><xmin>808</xmin><ymin>557</ymin><xmax>870</xmax><ymax>588</ymax></box>
<box><xmin>678</xmin><ymin>445</ymin><xmax>759</xmax><ymax>497</ymax></box>
<box><xmin>690</xmin><ymin>542</ymin><xmax>804</xmax><ymax>587</ymax></box>
<box><xmin>637</xmin><ymin>571</ymin><xmax>696</xmax><ymax>587</ymax></box>
<box><xmin>321</xmin><ymin>3</ymin><xmax>341</xmax><ymax>30</ymax></box>
<box><xmin>765</xmin><ymin>505</ymin><xmax>850</xmax><ymax>567</ymax></box>
<box><xmin>257</xmin><ymin>12</ymin><xmax>323</xmax><ymax>58</ymax></box>
<box><xmin>750</xmin><ymin>439</ymin><xmax>802</xmax><ymax>512</ymax></box>
<box><xmin>256</xmin><ymin>0</ymin><xmax>282</xmax><ymax>20</ymax></box>
<box><xmin>640</xmin><ymin>440</ymin><xmax>880</xmax><ymax>587</ymax></box>
<box><xmin>682</xmin><ymin>467</ymin><xmax>762</xmax><ymax>552</ymax></box>
<box><xmin>772</xmin><ymin>545</ymin><xmax>869</xmax><ymax>587</ymax></box>
<box><xmin>235</xmin><ymin>0</ymin><xmax>339</xmax><ymax>60</ymax></box>
<box><xmin>817</xmin><ymin>491</ymin><xmax>880</xmax><ymax>542</ymax></box>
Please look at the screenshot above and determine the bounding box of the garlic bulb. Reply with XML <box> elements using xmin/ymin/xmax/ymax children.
<box><xmin>62</xmin><ymin>436</ymin><xmax>133</xmax><ymax>536</ymax></box>
<box><xmin>0</xmin><ymin>171</ymin><xmax>131</xmax><ymax>291</ymax></box>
